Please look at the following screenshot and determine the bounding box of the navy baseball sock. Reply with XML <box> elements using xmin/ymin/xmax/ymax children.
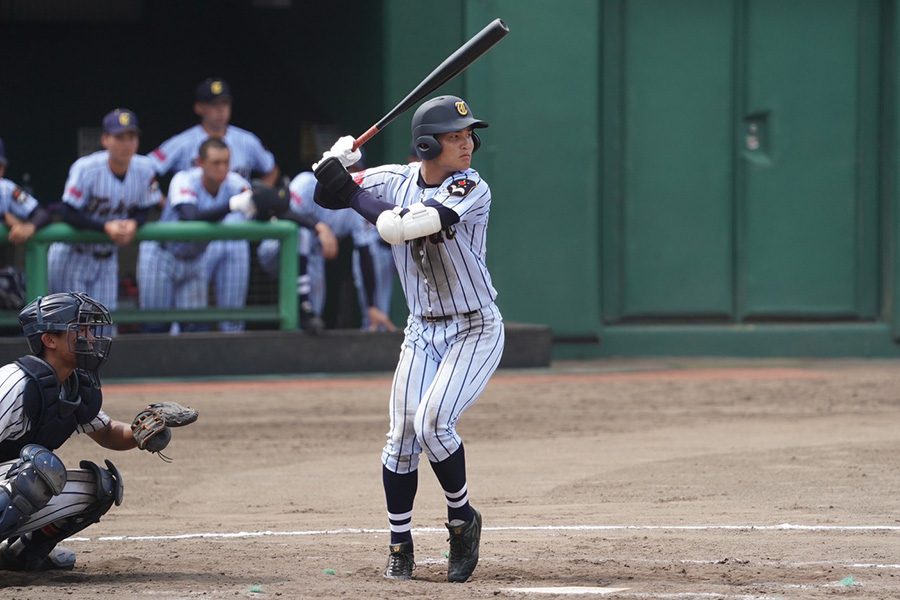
<box><xmin>429</xmin><ymin>445</ymin><xmax>475</xmax><ymax>523</ymax></box>
<box><xmin>383</xmin><ymin>466</ymin><xmax>418</xmax><ymax>548</ymax></box>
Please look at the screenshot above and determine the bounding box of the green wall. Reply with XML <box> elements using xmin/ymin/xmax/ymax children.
<box><xmin>383</xmin><ymin>0</ymin><xmax>602</xmax><ymax>338</ymax></box>
<box><xmin>383</xmin><ymin>0</ymin><xmax>900</xmax><ymax>358</ymax></box>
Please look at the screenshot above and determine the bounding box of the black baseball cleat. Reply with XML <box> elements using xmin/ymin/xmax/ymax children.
<box><xmin>382</xmin><ymin>541</ymin><xmax>415</xmax><ymax>580</ymax></box>
<box><xmin>445</xmin><ymin>508</ymin><xmax>482</xmax><ymax>582</ymax></box>
<box><xmin>0</xmin><ymin>541</ymin><xmax>76</xmax><ymax>571</ymax></box>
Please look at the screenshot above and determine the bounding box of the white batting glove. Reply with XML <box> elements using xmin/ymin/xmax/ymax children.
<box><xmin>313</xmin><ymin>135</ymin><xmax>362</xmax><ymax>171</ymax></box>
<box><xmin>228</xmin><ymin>189</ymin><xmax>256</xmax><ymax>219</ymax></box>
<box><xmin>376</xmin><ymin>207</ymin><xmax>405</xmax><ymax>245</ymax></box>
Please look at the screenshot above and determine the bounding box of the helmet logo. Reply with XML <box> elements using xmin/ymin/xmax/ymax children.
<box><xmin>118</xmin><ymin>111</ymin><xmax>131</xmax><ymax>126</ymax></box>
<box><xmin>455</xmin><ymin>101</ymin><xmax>468</xmax><ymax>116</ymax></box>
<box><xmin>211</xmin><ymin>81</ymin><xmax>224</xmax><ymax>95</ymax></box>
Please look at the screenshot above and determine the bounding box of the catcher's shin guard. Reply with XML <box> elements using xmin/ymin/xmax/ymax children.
<box><xmin>9</xmin><ymin>459</ymin><xmax>123</xmax><ymax>568</ymax></box>
<box><xmin>0</xmin><ymin>445</ymin><xmax>67</xmax><ymax>540</ymax></box>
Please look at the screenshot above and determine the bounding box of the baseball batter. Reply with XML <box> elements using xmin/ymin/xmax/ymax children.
<box><xmin>137</xmin><ymin>138</ymin><xmax>253</xmax><ymax>333</ymax></box>
<box><xmin>0</xmin><ymin>292</ymin><xmax>195</xmax><ymax>571</ymax></box>
<box><xmin>313</xmin><ymin>96</ymin><xmax>504</xmax><ymax>583</ymax></box>
<box><xmin>148</xmin><ymin>77</ymin><xmax>279</xmax><ymax>185</ymax></box>
<box><xmin>0</xmin><ymin>137</ymin><xmax>51</xmax><ymax>244</ymax></box>
<box><xmin>48</xmin><ymin>109</ymin><xmax>161</xmax><ymax>320</ymax></box>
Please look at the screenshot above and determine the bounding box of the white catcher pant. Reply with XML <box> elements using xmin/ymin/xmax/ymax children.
<box><xmin>382</xmin><ymin>303</ymin><xmax>504</xmax><ymax>473</ymax></box>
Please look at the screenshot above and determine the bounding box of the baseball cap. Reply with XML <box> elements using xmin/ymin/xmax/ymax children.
<box><xmin>102</xmin><ymin>108</ymin><xmax>141</xmax><ymax>135</ymax></box>
<box><xmin>195</xmin><ymin>77</ymin><xmax>232</xmax><ymax>103</ymax></box>
<box><xmin>0</xmin><ymin>137</ymin><xmax>7</xmax><ymax>165</ymax></box>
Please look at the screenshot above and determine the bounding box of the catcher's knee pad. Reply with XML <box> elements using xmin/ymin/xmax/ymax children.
<box><xmin>79</xmin><ymin>459</ymin><xmax>124</xmax><ymax>515</ymax></box>
<box><xmin>0</xmin><ymin>445</ymin><xmax>67</xmax><ymax>538</ymax></box>
<box><xmin>19</xmin><ymin>459</ymin><xmax>124</xmax><ymax>552</ymax></box>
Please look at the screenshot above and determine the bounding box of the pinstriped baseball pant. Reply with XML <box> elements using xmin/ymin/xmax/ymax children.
<box><xmin>382</xmin><ymin>303</ymin><xmax>504</xmax><ymax>473</ymax></box>
<box><xmin>0</xmin><ymin>458</ymin><xmax>114</xmax><ymax>537</ymax></box>
<box><xmin>204</xmin><ymin>239</ymin><xmax>249</xmax><ymax>332</ymax></box>
<box><xmin>47</xmin><ymin>243</ymin><xmax>119</xmax><ymax>311</ymax></box>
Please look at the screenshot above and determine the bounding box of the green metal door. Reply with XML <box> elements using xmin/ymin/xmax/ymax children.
<box><xmin>603</xmin><ymin>0</ymin><xmax>881</xmax><ymax>324</ymax></box>
<box><xmin>739</xmin><ymin>0</ymin><xmax>880</xmax><ymax>320</ymax></box>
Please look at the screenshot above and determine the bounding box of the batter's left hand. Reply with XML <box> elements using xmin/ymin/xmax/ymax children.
<box><xmin>313</xmin><ymin>136</ymin><xmax>362</xmax><ymax>170</ymax></box>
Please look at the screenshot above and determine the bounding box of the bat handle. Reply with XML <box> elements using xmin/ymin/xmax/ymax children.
<box><xmin>353</xmin><ymin>125</ymin><xmax>380</xmax><ymax>152</ymax></box>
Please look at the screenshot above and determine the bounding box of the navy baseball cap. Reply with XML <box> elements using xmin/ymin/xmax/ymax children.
<box><xmin>196</xmin><ymin>77</ymin><xmax>232</xmax><ymax>103</ymax></box>
<box><xmin>102</xmin><ymin>108</ymin><xmax>140</xmax><ymax>135</ymax></box>
<box><xmin>0</xmin><ymin>137</ymin><xmax>7</xmax><ymax>165</ymax></box>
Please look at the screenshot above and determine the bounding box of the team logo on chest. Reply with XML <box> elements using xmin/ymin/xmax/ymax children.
<box><xmin>448</xmin><ymin>178</ymin><xmax>476</xmax><ymax>198</ymax></box>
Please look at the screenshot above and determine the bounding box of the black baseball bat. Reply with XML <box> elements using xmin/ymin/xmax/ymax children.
<box><xmin>352</xmin><ymin>18</ymin><xmax>510</xmax><ymax>151</ymax></box>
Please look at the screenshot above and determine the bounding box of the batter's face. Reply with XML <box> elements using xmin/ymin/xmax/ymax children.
<box><xmin>102</xmin><ymin>131</ymin><xmax>139</xmax><ymax>166</ymax></box>
<box><xmin>432</xmin><ymin>128</ymin><xmax>476</xmax><ymax>172</ymax></box>
<box><xmin>199</xmin><ymin>146</ymin><xmax>231</xmax><ymax>187</ymax></box>
<box><xmin>195</xmin><ymin>99</ymin><xmax>232</xmax><ymax>131</ymax></box>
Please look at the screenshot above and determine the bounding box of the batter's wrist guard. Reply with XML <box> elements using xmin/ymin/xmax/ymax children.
<box><xmin>313</xmin><ymin>157</ymin><xmax>358</xmax><ymax>207</ymax></box>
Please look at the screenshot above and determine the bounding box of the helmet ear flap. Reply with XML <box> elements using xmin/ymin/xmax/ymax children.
<box><xmin>414</xmin><ymin>135</ymin><xmax>441</xmax><ymax>160</ymax></box>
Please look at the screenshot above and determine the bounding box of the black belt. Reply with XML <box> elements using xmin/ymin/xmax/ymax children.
<box><xmin>422</xmin><ymin>310</ymin><xmax>478</xmax><ymax>323</ymax></box>
<box><xmin>74</xmin><ymin>246</ymin><xmax>113</xmax><ymax>260</ymax></box>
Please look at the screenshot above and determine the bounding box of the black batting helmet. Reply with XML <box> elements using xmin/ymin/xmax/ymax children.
<box><xmin>411</xmin><ymin>96</ymin><xmax>488</xmax><ymax>161</ymax></box>
<box><xmin>18</xmin><ymin>292</ymin><xmax>113</xmax><ymax>377</ymax></box>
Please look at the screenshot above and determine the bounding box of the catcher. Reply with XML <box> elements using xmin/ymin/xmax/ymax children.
<box><xmin>0</xmin><ymin>292</ymin><xmax>197</xmax><ymax>571</ymax></box>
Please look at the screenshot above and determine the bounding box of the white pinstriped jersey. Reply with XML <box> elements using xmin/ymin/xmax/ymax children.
<box><xmin>62</xmin><ymin>151</ymin><xmax>162</xmax><ymax>254</ymax></box>
<box><xmin>148</xmin><ymin>125</ymin><xmax>275</xmax><ymax>180</ymax></box>
<box><xmin>0</xmin><ymin>362</ymin><xmax>110</xmax><ymax>445</ymax></box>
<box><xmin>163</xmin><ymin>167</ymin><xmax>251</xmax><ymax>256</ymax></box>
<box><xmin>0</xmin><ymin>178</ymin><xmax>39</xmax><ymax>220</ymax></box>
<box><xmin>354</xmin><ymin>162</ymin><xmax>497</xmax><ymax>317</ymax></box>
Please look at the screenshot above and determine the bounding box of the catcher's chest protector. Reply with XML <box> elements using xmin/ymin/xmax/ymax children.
<box><xmin>0</xmin><ymin>357</ymin><xmax>102</xmax><ymax>460</ymax></box>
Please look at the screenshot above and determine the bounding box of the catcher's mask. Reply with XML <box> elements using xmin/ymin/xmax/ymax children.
<box><xmin>18</xmin><ymin>292</ymin><xmax>113</xmax><ymax>380</ymax></box>
<box><xmin>411</xmin><ymin>95</ymin><xmax>489</xmax><ymax>161</ymax></box>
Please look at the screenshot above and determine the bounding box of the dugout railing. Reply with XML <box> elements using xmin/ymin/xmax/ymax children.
<box><xmin>0</xmin><ymin>221</ymin><xmax>299</xmax><ymax>330</ymax></box>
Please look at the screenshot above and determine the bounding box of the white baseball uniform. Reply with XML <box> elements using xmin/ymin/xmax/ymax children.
<box><xmin>137</xmin><ymin>167</ymin><xmax>250</xmax><ymax>331</ymax></box>
<box><xmin>49</xmin><ymin>151</ymin><xmax>161</xmax><ymax>312</ymax></box>
<box><xmin>148</xmin><ymin>125</ymin><xmax>275</xmax><ymax>180</ymax></box>
<box><xmin>334</xmin><ymin>161</ymin><xmax>505</xmax><ymax>469</ymax></box>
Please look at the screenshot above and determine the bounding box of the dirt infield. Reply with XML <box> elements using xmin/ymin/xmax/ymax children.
<box><xmin>2</xmin><ymin>358</ymin><xmax>898</xmax><ymax>599</ymax></box>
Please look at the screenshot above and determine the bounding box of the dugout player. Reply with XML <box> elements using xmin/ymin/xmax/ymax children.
<box><xmin>48</xmin><ymin>109</ymin><xmax>161</xmax><ymax>328</ymax></box>
<box><xmin>313</xmin><ymin>96</ymin><xmax>504</xmax><ymax>582</ymax></box>
<box><xmin>256</xmin><ymin>171</ymin><xmax>338</xmax><ymax>333</ymax></box>
<box><xmin>0</xmin><ymin>137</ymin><xmax>52</xmax><ymax>244</ymax></box>
<box><xmin>137</xmin><ymin>138</ymin><xmax>258</xmax><ymax>333</ymax></box>
<box><xmin>148</xmin><ymin>77</ymin><xmax>280</xmax><ymax>187</ymax></box>
<box><xmin>0</xmin><ymin>293</ymin><xmax>158</xmax><ymax>570</ymax></box>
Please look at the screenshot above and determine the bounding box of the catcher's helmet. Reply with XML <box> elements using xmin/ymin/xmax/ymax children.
<box><xmin>18</xmin><ymin>292</ymin><xmax>113</xmax><ymax>375</ymax></box>
<box><xmin>411</xmin><ymin>96</ymin><xmax>488</xmax><ymax>161</ymax></box>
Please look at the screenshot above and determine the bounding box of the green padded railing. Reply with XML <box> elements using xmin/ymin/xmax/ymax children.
<box><xmin>0</xmin><ymin>221</ymin><xmax>298</xmax><ymax>330</ymax></box>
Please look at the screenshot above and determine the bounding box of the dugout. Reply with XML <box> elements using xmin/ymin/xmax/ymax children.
<box><xmin>6</xmin><ymin>1</ymin><xmax>900</xmax><ymax>360</ymax></box>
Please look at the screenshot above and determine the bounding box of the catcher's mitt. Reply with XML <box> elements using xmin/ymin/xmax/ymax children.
<box><xmin>252</xmin><ymin>186</ymin><xmax>291</xmax><ymax>221</ymax></box>
<box><xmin>131</xmin><ymin>402</ymin><xmax>198</xmax><ymax>461</ymax></box>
